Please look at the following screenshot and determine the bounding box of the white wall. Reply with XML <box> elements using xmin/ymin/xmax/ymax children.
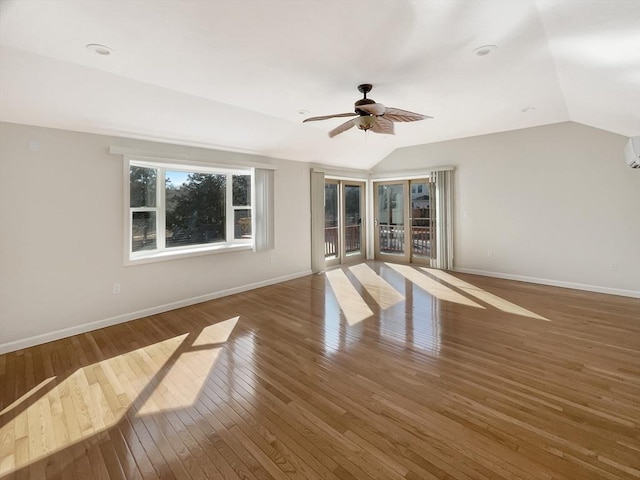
<box><xmin>373</xmin><ymin>122</ymin><xmax>640</xmax><ymax>296</ymax></box>
<box><xmin>0</xmin><ymin>122</ymin><xmax>312</xmax><ymax>352</ymax></box>
<box><xmin>2</xmin><ymin>121</ymin><xmax>637</xmax><ymax>352</ymax></box>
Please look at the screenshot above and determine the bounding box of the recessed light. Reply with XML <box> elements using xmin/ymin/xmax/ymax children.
<box><xmin>86</xmin><ymin>43</ymin><xmax>113</xmax><ymax>56</ymax></box>
<box><xmin>473</xmin><ymin>45</ymin><xmax>497</xmax><ymax>56</ymax></box>
<box><xmin>521</xmin><ymin>107</ymin><xmax>536</xmax><ymax>113</ymax></box>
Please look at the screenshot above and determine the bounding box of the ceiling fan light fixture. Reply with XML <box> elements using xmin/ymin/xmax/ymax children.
<box><xmin>356</xmin><ymin>116</ymin><xmax>376</xmax><ymax>131</ymax></box>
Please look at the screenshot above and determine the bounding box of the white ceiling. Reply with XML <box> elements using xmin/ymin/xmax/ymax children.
<box><xmin>1</xmin><ymin>0</ymin><xmax>638</xmax><ymax>170</ymax></box>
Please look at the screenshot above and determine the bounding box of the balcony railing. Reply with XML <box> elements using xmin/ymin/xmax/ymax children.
<box><xmin>325</xmin><ymin>225</ymin><xmax>432</xmax><ymax>258</ymax></box>
<box><xmin>379</xmin><ymin>226</ymin><xmax>432</xmax><ymax>256</ymax></box>
<box><xmin>379</xmin><ymin>226</ymin><xmax>404</xmax><ymax>253</ymax></box>
<box><xmin>325</xmin><ymin>226</ymin><xmax>338</xmax><ymax>257</ymax></box>
<box><xmin>325</xmin><ymin>225</ymin><xmax>361</xmax><ymax>258</ymax></box>
<box><xmin>411</xmin><ymin>226</ymin><xmax>432</xmax><ymax>256</ymax></box>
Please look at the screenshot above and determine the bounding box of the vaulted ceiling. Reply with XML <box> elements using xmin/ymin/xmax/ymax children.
<box><xmin>1</xmin><ymin>0</ymin><xmax>638</xmax><ymax>169</ymax></box>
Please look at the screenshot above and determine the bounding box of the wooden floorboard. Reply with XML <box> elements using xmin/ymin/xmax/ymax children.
<box><xmin>1</xmin><ymin>261</ymin><xmax>639</xmax><ymax>479</ymax></box>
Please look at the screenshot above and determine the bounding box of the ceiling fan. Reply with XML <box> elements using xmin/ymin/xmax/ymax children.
<box><xmin>303</xmin><ymin>84</ymin><xmax>432</xmax><ymax>138</ymax></box>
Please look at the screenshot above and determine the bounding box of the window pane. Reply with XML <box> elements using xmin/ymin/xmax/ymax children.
<box><xmin>233</xmin><ymin>175</ymin><xmax>251</xmax><ymax>206</ymax></box>
<box><xmin>132</xmin><ymin>211</ymin><xmax>157</xmax><ymax>252</ymax></box>
<box><xmin>324</xmin><ymin>183</ymin><xmax>338</xmax><ymax>258</ymax></box>
<box><xmin>344</xmin><ymin>185</ymin><xmax>361</xmax><ymax>255</ymax></box>
<box><xmin>411</xmin><ymin>182</ymin><xmax>431</xmax><ymax>258</ymax></box>
<box><xmin>130</xmin><ymin>166</ymin><xmax>157</xmax><ymax>207</ymax></box>
<box><xmin>165</xmin><ymin>172</ymin><xmax>226</xmax><ymax>247</ymax></box>
<box><xmin>378</xmin><ymin>183</ymin><xmax>404</xmax><ymax>255</ymax></box>
<box><xmin>234</xmin><ymin>209</ymin><xmax>252</xmax><ymax>239</ymax></box>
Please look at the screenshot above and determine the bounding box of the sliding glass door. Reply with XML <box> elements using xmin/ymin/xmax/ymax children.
<box><xmin>374</xmin><ymin>182</ymin><xmax>408</xmax><ymax>262</ymax></box>
<box><xmin>325</xmin><ymin>180</ymin><xmax>365</xmax><ymax>266</ymax></box>
<box><xmin>374</xmin><ymin>179</ymin><xmax>435</xmax><ymax>265</ymax></box>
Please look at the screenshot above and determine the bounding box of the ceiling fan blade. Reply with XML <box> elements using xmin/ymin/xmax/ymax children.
<box><xmin>303</xmin><ymin>112</ymin><xmax>357</xmax><ymax>123</ymax></box>
<box><xmin>371</xmin><ymin>116</ymin><xmax>395</xmax><ymax>135</ymax></box>
<box><xmin>328</xmin><ymin>119</ymin><xmax>356</xmax><ymax>137</ymax></box>
<box><xmin>383</xmin><ymin>107</ymin><xmax>432</xmax><ymax>122</ymax></box>
<box><xmin>356</xmin><ymin>103</ymin><xmax>387</xmax><ymax>116</ymax></box>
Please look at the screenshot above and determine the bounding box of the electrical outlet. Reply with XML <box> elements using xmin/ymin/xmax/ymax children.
<box><xmin>113</xmin><ymin>283</ymin><xmax>121</xmax><ymax>294</ymax></box>
<box><xmin>487</xmin><ymin>250</ymin><xmax>494</xmax><ymax>258</ymax></box>
<box><xmin>610</xmin><ymin>263</ymin><xmax>619</xmax><ymax>271</ymax></box>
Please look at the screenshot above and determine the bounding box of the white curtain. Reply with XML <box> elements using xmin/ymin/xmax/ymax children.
<box><xmin>254</xmin><ymin>168</ymin><xmax>275</xmax><ymax>251</ymax></box>
<box><xmin>310</xmin><ymin>170</ymin><xmax>326</xmax><ymax>273</ymax></box>
<box><xmin>433</xmin><ymin>169</ymin><xmax>453</xmax><ymax>270</ymax></box>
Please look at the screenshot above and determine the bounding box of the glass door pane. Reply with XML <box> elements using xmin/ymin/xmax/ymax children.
<box><xmin>324</xmin><ymin>182</ymin><xmax>339</xmax><ymax>261</ymax></box>
<box><xmin>377</xmin><ymin>183</ymin><xmax>406</xmax><ymax>256</ymax></box>
<box><xmin>344</xmin><ymin>184</ymin><xmax>363</xmax><ymax>258</ymax></box>
<box><xmin>410</xmin><ymin>180</ymin><xmax>433</xmax><ymax>264</ymax></box>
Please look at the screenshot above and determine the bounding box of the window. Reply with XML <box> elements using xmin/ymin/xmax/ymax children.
<box><xmin>126</xmin><ymin>158</ymin><xmax>253</xmax><ymax>264</ymax></box>
<box><xmin>232</xmin><ymin>174</ymin><xmax>252</xmax><ymax>240</ymax></box>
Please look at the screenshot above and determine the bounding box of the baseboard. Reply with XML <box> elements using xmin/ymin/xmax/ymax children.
<box><xmin>0</xmin><ymin>269</ymin><xmax>312</xmax><ymax>355</ymax></box>
<box><xmin>452</xmin><ymin>267</ymin><xmax>640</xmax><ymax>299</ymax></box>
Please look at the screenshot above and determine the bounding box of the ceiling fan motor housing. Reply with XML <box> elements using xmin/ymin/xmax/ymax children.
<box><xmin>355</xmin><ymin>98</ymin><xmax>376</xmax><ymax>116</ymax></box>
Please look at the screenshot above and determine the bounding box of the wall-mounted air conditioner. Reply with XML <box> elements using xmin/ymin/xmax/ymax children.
<box><xmin>625</xmin><ymin>136</ymin><xmax>640</xmax><ymax>169</ymax></box>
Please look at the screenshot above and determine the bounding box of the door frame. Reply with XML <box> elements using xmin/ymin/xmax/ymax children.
<box><xmin>373</xmin><ymin>178</ymin><xmax>434</xmax><ymax>266</ymax></box>
<box><xmin>325</xmin><ymin>179</ymin><xmax>366</xmax><ymax>267</ymax></box>
<box><xmin>373</xmin><ymin>180</ymin><xmax>410</xmax><ymax>263</ymax></box>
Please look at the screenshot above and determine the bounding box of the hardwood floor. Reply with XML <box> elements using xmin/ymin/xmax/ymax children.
<box><xmin>1</xmin><ymin>262</ymin><xmax>639</xmax><ymax>479</ymax></box>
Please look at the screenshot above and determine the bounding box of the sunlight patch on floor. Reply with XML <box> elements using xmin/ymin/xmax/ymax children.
<box><xmin>0</xmin><ymin>377</ymin><xmax>56</xmax><ymax>417</ymax></box>
<box><xmin>422</xmin><ymin>269</ymin><xmax>549</xmax><ymax>321</ymax></box>
<box><xmin>137</xmin><ymin>348</ymin><xmax>222</xmax><ymax>415</ymax></box>
<box><xmin>0</xmin><ymin>318</ymin><xmax>239</xmax><ymax>476</ymax></box>
<box><xmin>193</xmin><ymin>316</ymin><xmax>239</xmax><ymax>345</ymax></box>
<box><xmin>386</xmin><ymin>263</ymin><xmax>485</xmax><ymax>309</ymax></box>
<box><xmin>348</xmin><ymin>263</ymin><xmax>405</xmax><ymax>309</ymax></box>
<box><xmin>138</xmin><ymin>317</ymin><xmax>237</xmax><ymax>415</ymax></box>
<box><xmin>0</xmin><ymin>334</ymin><xmax>183</xmax><ymax>475</ymax></box>
<box><xmin>326</xmin><ymin>268</ymin><xmax>374</xmax><ymax>326</ymax></box>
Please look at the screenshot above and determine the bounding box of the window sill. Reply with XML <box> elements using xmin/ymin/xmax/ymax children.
<box><xmin>126</xmin><ymin>242</ymin><xmax>253</xmax><ymax>266</ymax></box>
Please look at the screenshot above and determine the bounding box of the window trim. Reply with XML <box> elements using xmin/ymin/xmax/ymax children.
<box><xmin>124</xmin><ymin>155</ymin><xmax>254</xmax><ymax>266</ymax></box>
